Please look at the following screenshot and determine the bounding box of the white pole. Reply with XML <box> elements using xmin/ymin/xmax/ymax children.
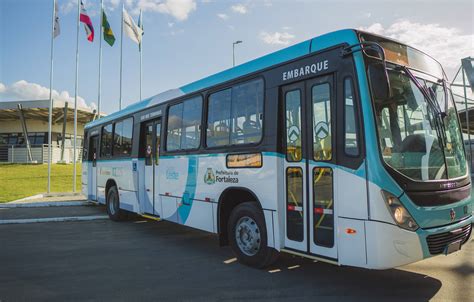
<box><xmin>73</xmin><ymin>0</ymin><xmax>80</xmax><ymax>192</ymax></box>
<box><xmin>119</xmin><ymin>3</ymin><xmax>124</xmax><ymax>110</ymax></box>
<box><xmin>98</xmin><ymin>0</ymin><xmax>103</xmax><ymax>118</ymax></box>
<box><xmin>47</xmin><ymin>0</ymin><xmax>56</xmax><ymax>193</ymax></box>
<box><xmin>139</xmin><ymin>9</ymin><xmax>142</xmax><ymax>101</ymax></box>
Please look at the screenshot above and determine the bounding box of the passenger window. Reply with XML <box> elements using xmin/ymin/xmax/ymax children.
<box><xmin>207</xmin><ymin>89</ymin><xmax>232</xmax><ymax>147</ymax></box>
<box><xmin>100</xmin><ymin>124</ymin><xmax>113</xmax><ymax>158</ymax></box>
<box><xmin>113</xmin><ymin>118</ymin><xmax>133</xmax><ymax>157</ymax></box>
<box><xmin>182</xmin><ymin>97</ymin><xmax>202</xmax><ymax>149</ymax></box>
<box><xmin>312</xmin><ymin>83</ymin><xmax>331</xmax><ymax>161</ymax></box>
<box><xmin>344</xmin><ymin>78</ymin><xmax>359</xmax><ymax>156</ymax></box>
<box><xmin>230</xmin><ymin>79</ymin><xmax>264</xmax><ymax>144</ymax></box>
<box><xmin>167</xmin><ymin>103</ymin><xmax>183</xmax><ymax>151</ymax></box>
<box><xmin>285</xmin><ymin>89</ymin><xmax>302</xmax><ymax>162</ymax></box>
<box><xmin>166</xmin><ymin>96</ymin><xmax>202</xmax><ymax>151</ymax></box>
<box><xmin>206</xmin><ymin>78</ymin><xmax>264</xmax><ymax>147</ymax></box>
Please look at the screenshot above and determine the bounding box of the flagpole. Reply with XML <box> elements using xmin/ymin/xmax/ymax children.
<box><xmin>47</xmin><ymin>0</ymin><xmax>56</xmax><ymax>193</ymax></box>
<box><xmin>98</xmin><ymin>0</ymin><xmax>103</xmax><ymax>117</ymax></box>
<box><xmin>139</xmin><ymin>9</ymin><xmax>142</xmax><ymax>101</ymax></box>
<box><xmin>73</xmin><ymin>0</ymin><xmax>81</xmax><ymax>192</ymax></box>
<box><xmin>119</xmin><ymin>3</ymin><xmax>124</xmax><ymax>110</ymax></box>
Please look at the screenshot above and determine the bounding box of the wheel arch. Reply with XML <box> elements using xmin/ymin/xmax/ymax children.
<box><xmin>217</xmin><ymin>186</ymin><xmax>263</xmax><ymax>246</ymax></box>
<box><xmin>105</xmin><ymin>178</ymin><xmax>118</xmax><ymax>199</ymax></box>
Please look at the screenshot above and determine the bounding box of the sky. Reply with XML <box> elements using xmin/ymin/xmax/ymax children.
<box><xmin>0</xmin><ymin>0</ymin><xmax>473</xmax><ymax>114</ymax></box>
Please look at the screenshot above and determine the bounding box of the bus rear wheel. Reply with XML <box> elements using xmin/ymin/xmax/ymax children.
<box><xmin>228</xmin><ymin>202</ymin><xmax>279</xmax><ymax>268</ymax></box>
<box><xmin>106</xmin><ymin>186</ymin><xmax>127</xmax><ymax>221</ymax></box>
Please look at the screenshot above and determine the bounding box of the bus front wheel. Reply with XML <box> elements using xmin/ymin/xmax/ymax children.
<box><xmin>106</xmin><ymin>186</ymin><xmax>127</xmax><ymax>221</ymax></box>
<box><xmin>228</xmin><ymin>202</ymin><xmax>278</xmax><ymax>268</ymax></box>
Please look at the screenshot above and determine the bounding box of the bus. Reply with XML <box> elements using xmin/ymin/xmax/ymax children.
<box><xmin>82</xmin><ymin>29</ymin><xmax>473</xmax><ymax>269</ymax></box>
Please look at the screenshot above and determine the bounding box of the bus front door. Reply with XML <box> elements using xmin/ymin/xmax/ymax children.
<box><xmin>88</xmin><ymin>135</ymin><xmax>99</xmax><ymax>201</ymax></box>
<box><xmin>142</xmin><ymin>119</ymin><xmax>161</xmax><ymax>216</ymax></box>
<box><xmin>282</xmin><ymin>75</ymin><xmax>338</xmax><ymax>260</ymax></box>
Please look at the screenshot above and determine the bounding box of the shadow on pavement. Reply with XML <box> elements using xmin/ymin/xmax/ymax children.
<box><xmin>0</xmin><ymin>216</ymin><xmax>445</xmax><ymax>301</ymax></box>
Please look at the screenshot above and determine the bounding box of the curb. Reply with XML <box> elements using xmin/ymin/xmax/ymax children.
<box><xmin>0</xmin><ymin>201</ymin><xmax>95</xmax><ymax>208</ymax></box>
<box><xmin>0</xmin><ymin>215</ymin><xmax>109</xmax><ymax>225</ymax></box>
<box><xmin>9</xmin><ymin>192</ymin><xmax>85</xmax><ymax>203</ymax></box>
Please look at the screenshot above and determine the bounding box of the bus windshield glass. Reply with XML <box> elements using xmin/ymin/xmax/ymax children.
<box><xmin>359</xmin><ymin>33</ymin><xmax>445</xmax><ymax>79</ymax></box>
<box><xmin>373</xmin><ymin>68</ymin><xmax>467</xmax><ymax>181</ymax></box>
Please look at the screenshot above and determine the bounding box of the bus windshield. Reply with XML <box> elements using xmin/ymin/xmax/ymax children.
<box><xmin>373</xmin><ymin>68</ymin><xmax>467</xmax><ymax>181</ymax></box>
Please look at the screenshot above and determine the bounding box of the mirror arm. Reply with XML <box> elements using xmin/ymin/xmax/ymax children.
<box><xmin>342</xmin><ymin>42</ymin><xmax>391</xmax><ymax>98</ymax></box>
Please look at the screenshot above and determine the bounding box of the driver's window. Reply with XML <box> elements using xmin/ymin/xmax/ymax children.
<box><xmin>312</xmin><ymin>83</ymin><xmax>332</xmax><ymax>161</ymax></box>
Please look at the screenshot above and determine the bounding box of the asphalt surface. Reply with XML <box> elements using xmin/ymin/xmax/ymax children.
<box><xmin>0</xmin><ymin>205</ymin><xmax>472</xmax><ymax>301</ymax></box>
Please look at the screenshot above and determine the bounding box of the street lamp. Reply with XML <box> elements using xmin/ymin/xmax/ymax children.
<box><xmin>233</xmin><ymin>40</ymin><xmax>243</xmax><ymax>67</ymax></box>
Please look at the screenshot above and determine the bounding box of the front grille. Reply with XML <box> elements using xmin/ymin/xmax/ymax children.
<box><xmin>426</xmin><ymin>223</ymin><xmax>472</xmax><ymax>255</ymax></box>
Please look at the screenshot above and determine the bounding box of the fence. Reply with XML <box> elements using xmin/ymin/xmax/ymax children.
<box><xmin>0</xmin><ymin>144</ymin><xmax>82</xmax><ymax>164</ymax></box>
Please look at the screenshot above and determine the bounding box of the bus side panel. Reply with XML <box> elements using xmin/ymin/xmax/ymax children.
<box><xmin>157</xmin><ymin>154</ymin><xmax>279</xmax><ymax>243</ymax></box>
<box><xmin>97</xmin><ymin>161</ymin><xmax>106</xmax><ymax>204</ymax></box>
<box><xmin>82</xmin><ymin>161</ymin><xmax>88</xmax><ymax>198</ymax></box>
<box><xmin>97</xmin><ymin>160</ymin><xmax>139</xmax><ymax>212</ymax></box>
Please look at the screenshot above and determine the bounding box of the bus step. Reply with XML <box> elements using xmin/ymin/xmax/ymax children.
<box><xmin>140</xmin><ymin>214</ymin><xmax>161</xmax><ymax>221</ymax></box>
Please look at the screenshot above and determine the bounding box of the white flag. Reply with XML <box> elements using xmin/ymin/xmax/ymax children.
<box><xmin>123</xmin><ymin>8</ymin><xmax>142</xmax><ymax>45</ymax></box>
<box><xmin>53</xmin><ymin>1</ymin><xmax>60</xmax><ymax>38</ymax></box>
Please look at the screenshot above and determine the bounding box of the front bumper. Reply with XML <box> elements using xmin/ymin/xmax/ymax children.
<box><xmin>364</xmin><ymin>216</ymin><xmax>473</xmax><ymax>269</ymax></box>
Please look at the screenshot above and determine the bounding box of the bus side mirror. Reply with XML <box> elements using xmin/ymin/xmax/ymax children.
<box><xmin>368</xmin><ymin>63</ymin><xmax>391</xmax><ymax>100</ymax></box>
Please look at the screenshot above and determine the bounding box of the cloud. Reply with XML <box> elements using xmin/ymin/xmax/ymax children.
<box><xmin>217</xmin><ymin>13</ymin><xmax>229</xmax><ymax>20</ymax></box>
<box><xmin>359</xmin><ymin>20</ymin><xmax>474</xmax><ymax>77</ymax></box>
<box><xmin>231</xmin><ymin>4</ymin><xmax>247</xmax><ymax>14</ymax></box>
<box><xmin>133</xmin><ymin>0</ymin><xmax>197</xmax><ymax>21</ymax></box>
<box><xmin>260</xmin><ymin>31</ymin><xmax>295</xmax><ymax>46</ymax></box>
<box><xmin>0</xmin><ymin>80</ymin><xmax>95</xmax><ymax>110</ymax></box>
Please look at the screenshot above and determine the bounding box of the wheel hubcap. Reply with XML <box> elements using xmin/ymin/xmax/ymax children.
<box><xmin>235</xmin><ymin>216</ymin><xmax>261</xmax><ymax>256</ymax></box>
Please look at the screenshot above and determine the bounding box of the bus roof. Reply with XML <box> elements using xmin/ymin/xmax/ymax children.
<box><xmin>85</xmin><ymin>29</ymin><xmax>359</xmax><ymax>130</ymax></box>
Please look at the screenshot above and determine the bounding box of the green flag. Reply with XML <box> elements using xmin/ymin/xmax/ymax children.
<box><xmin>102</xmin><ymin>10</ymin><xmax>115</xmax><ymax>46</ymax></box>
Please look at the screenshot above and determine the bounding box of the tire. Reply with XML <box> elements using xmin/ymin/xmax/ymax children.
<box><xmin>106</xmin><ymin>186</ymin><xmax>127</xmax><ymax>221</ymax></box>
<box><xmin>228</xmin><ymin>202</ymin><xmax>279</xmax><ymax>268</ymax></box>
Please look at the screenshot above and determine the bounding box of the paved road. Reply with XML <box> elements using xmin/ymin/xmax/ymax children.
<box><xmin>0</xmin><ymin>206</ymin><xmax>472</xmax><ymax>301</ymax></box>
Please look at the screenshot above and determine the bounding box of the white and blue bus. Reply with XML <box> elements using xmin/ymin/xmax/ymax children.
<box><xmin>82</xmin><ymin>29</ymin><xmax>473</xmax><ymax>269</ymax></box>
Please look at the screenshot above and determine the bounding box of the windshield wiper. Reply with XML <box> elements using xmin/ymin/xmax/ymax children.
<box><xmin>398</xmin><ymin>66</ymin><xmax>448</xmax><ymax>148</ymax></box>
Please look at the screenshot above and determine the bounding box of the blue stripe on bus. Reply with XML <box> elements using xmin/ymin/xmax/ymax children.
<box><xmin>178</xmin><ymin>156</ymin><xmax>199</xmax><ymax>223</ymax></box>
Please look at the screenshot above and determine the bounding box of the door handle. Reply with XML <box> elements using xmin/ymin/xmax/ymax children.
<box><xmin>146</xmin><ymin>189</ymin><xmax>150</xmax><ymax>192</ymax></box>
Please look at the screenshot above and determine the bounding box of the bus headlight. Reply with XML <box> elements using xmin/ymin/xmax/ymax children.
<box><xmin>381</xmin><ymin>190</ymin><xmax>419</xmax><ymax>231</ymax></box>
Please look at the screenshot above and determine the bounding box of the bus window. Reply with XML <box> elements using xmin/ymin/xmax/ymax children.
<box><xmin>312</xmin><ymin>83</ymin><xmax>332</xmax><ymax>161</ymax></box>
<box><xmin>167</xmin><ymin>103</ymin><xmax>183</xmax><ymax>151</ymax></box>
<box><xmin>285</xmin><ymin>89</ymin><xmax>302</xmax><ymax>162</ymax></box>
<box><xmin>313</xmin><ymin>167</ymin><xmax>334</xmax><ymax>247</ymax></box>
<box><xmin>155</xmin><ymin>123</ymin><xmax>161</xmax><ymax>164</ymax></box>
<box><xmin>100</xmin><ymin>124</ymin><xmax>113</xmax><ymax>158</ymax></box>
<box><xmin>207</xmin><ymin>89</ymin><xmax>232</xmax><ymax>147</ymax></box>
<box><xmin>207</xmin><ymin>79</ymin><xmax>264</xmax><ymax>147</ymax></box>
<box><xmin>343</xmin><ymin>78</ymin><xmax>359</xmax><ymax>157</ymax></box>
<box><xmin>182</xmin><ymin>97</ymin><xmax>202</xmax><ymax>149</ymax></box>
<box><xmin>166</xmin><ymin>96</ymin><xmax>202</xmax><ymax>151</ymax></box>
<box><xmin>144</xmin><ymin>123</ymin><xmax>153</xmax><ymax>166</ymax></box>
<box><xmin>113</xmin><ymin>118</ymin><xmax>133</xmax><ymax>157</ymax></box>
<box><xmin>286</xmin><ymin>167</ymin><xmax>304</xmax><ymax>242</ymax></box>
<box><xmin>230</xmin><ymin>79</ymin><xmax>264</xmax><ymax>144</ymax></box>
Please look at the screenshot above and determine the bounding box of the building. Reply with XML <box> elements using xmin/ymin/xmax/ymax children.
<box><xmin>0</xmin><ymin>99</ymin><xmax>98</xmax><ymax>163</ymax></box>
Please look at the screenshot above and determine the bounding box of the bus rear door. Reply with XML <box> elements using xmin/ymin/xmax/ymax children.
<box><xmin>88</xmin><ymin>135</ymin><xmax>99</xmax><ymax>201</ymax></box>
<box><xmin>141</xmin><ymin>119</ymin><xmax>161</xmax><ymax>216</ymax></box>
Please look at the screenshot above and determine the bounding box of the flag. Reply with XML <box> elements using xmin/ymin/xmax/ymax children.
<box><xmin>102</xmin><ymin>9</ymin><xmax>115</xmax><ymax>46</ymax></box>
<box><xmin>123</xmin><ymin>8</ymin><xmax>143</xmax><ymax>45</ymax></box>
<box><xmin>53</xmin><ymin>1</ymin><xmax>60</xmax><ymax>38</ymax></box>
<box><xmin>137</xmin><ymin>10</ymin><xmax>144</xmax><ymax>50</ymax></box>
<box><xmin>80</xmin><ymin>1</ymin><xmax>94</xmax><ymax>42</ymax></box>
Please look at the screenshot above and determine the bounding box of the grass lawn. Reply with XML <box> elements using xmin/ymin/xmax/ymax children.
<box><xmin>0</xmin><ymin>164</ymin><xmax>81</xmax><ymax>203</ymax></box>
